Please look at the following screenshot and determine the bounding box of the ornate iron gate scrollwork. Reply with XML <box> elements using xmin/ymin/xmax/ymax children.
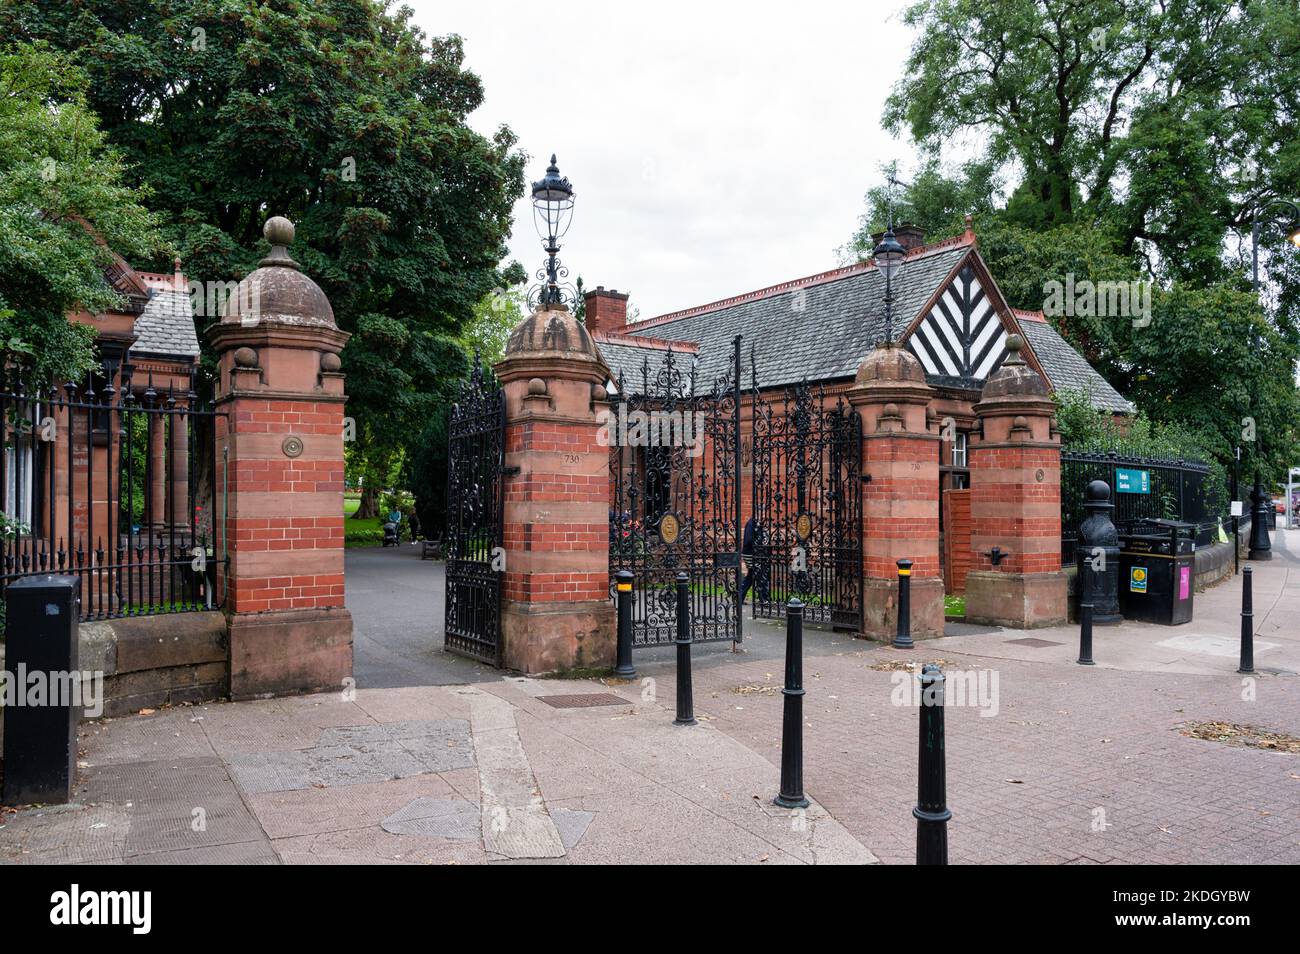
<box><xmin>750</xmin><ymin>379</ymin><xmax>863</xmax><ymax>630</ymax></box>
<box><xmin>444</xmin><ymin>357</ymin><xmax>506</xmax><ymax>665</ymax></box>
<box><xmin>608</xmin><ymin>341</ymin><xmax>743</xmax><ymax>647</ymax></box>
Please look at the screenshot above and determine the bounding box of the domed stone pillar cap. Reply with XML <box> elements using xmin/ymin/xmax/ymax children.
<box><xmin>217</xmin><ymin>215</ymin><xmax>338</xmax><ymax>330</ymax></box>
<box><xmin>854</xmin><ymin>341</ymin><xmax>927</xmax><ymax>387</ymax></box>
<box><xmin>979</xmin><ymin>334</ymin><xmax>1049</xmax><ymax>400</ymax></box>
<box><xmin>497</xmin><ymin>304</ymin><xmax>610</xmax><ymax>383</ymax></box>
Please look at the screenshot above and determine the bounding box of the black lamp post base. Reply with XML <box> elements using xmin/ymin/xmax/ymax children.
<box><xmin>1247</xmin><ymin>550</ymin><xmax>1273</xmax><ymax>561</ymax></box>
<box><xmin>774</xmin><ymin>793</ymin><xmax>810</xmax><ymax>810</ymax></box>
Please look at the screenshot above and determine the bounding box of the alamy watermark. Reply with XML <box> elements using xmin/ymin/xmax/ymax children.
<box><xmin>596</xmin><ymin>405</ymin><xmax>707</xmax><ymax>458</ymax></box>
<box><xmin>1</xmin><ymin>665</ymin><xmax>104</xmax><ymax>718</ymax></box>
<box><xmin>1043</xmin><ymin>274</ymin><xmax>1152</xmax><ymax>328</ymax></box>
<box><xmin>890</xmin><ymin>668</ymin><xmax>999</xmax><ymax>717</ymax></box>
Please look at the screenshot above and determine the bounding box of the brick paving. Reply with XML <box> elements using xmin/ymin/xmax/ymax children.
<box><xmin>644</xmin><ymin>639</ymin><xmax>1300</xmax><ymax>864</ymax></box>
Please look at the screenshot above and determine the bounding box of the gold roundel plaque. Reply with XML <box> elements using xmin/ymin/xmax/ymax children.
<box><xmin>795</xmin><ymin>512</ymin><xmax>813</xmax><ymax>542</ymax></box>
<box><xmin>658</xmin><ymin>512</ymin><xmax>680</xmax><ymax>545</ymax></box>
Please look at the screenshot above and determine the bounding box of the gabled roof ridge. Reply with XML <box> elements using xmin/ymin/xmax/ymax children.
<box><xmin>593</xmin><ymin>329</ymin><xmax>700</xmax><ymax>353</ymax></box>
<box><xmin>630</xmin><ymin>232</ymin><xmax>976</xmax><ymax>333</ymax></box>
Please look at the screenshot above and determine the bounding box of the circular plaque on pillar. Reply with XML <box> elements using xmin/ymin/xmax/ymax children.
<box><xmin>795</xmin><ymin>512</ymin><xmax>813</xmax><ymax>542</ymax></box>
<box><xmin>657</xmin><ymin>512</ymin><xmax>680</xmax><ymax>545</ymax></box>
<box><xmin>282</xmin><ymin>435</ymin><xmax>305</xmax><ymax>458</ymax></box>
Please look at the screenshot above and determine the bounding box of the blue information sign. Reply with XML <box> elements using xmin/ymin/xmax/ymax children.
<box><xmin>1116</xmin><ymin>468</ymin><xmax>1150</xmax><ymax>494</ymax></box>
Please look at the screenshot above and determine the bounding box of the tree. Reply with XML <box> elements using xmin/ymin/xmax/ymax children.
<box><xmin>2</xmin><ymin>0</ymin><xmax>526</xmax><ymax>493</ymax></box>
<box><xmin>0</xmin><ymin>42</ymin><xmax>166</xmax><ymax>381</ymax></box>
<box><xmin>885</xmin><ymin>0</ymin><xmax>1300</xmax><ymax>285</ymax></box>
<box><xmin>855</xmin><ymin>0</ymin><xmax>1300</xmax><ymax>479</ymax></box>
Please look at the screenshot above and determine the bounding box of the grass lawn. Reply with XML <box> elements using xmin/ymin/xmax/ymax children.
<box><xmin>944</xmin><ymin>593</ymin><xmax>966</xmax><ymax>617</ymax></box>
<box><xmin>344</xmin><ymin>496</ymin><xmax>360</xmax><ymax>516</ymax></box>
<box><xmin>344</xmin><ymin>512</ymin><xmax>385</xmax><ymax>548</ymax></box>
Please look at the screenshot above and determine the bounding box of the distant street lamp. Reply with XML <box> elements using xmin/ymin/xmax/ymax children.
<box><xmin>530</xmin><ymin>154</ymin><xmax>576</xmax><ymax>307</ymax></box>
<box><xmin>1251</xmin><ymin>198</ymin><xmax>1300</xmax><ymax>291</ymax></box>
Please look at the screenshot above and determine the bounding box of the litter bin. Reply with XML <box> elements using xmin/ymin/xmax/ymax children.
<box><xmin>1117</xmin><ymin>519</ymin><xmax>1195</xmax><ymax>625</ymax></box>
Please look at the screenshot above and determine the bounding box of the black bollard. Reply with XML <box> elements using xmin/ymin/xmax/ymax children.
<box><xmin>913</xmin><ymin>663</ymin><xmax>950</xmax><ymax>865</ymax></box>
<box><xmin>1077</xmin><ymin>562</ymin><xmax>1096</xmax><ymax>666</ymax></box>
<box><xmin>1238</xmin><ymin>566</ymin><xmax>1256</xmax><ymax>675</ymax></box>
<box><xmin>673</xmin><ymin>572</ymin><xmax>696</xmax><ymax>726</ymax></box>
<box><xmin>893</xmin><ymin>558</ymin><xmax>914</xmax><ymax>649</ymax></box>
<box><xmin>774</xmin><ymin>598</ymin><xmax>810</xmax><ymax>809</ymax></box>
<box><xmin>614</xmin><ymin>569</ymin><xmax>636</xmax><ymax>679</ymax></box>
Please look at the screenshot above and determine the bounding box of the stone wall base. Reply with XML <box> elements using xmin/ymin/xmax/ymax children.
<box><xmin>82</xmin><ymin>612</ymin><xmax>227</xmax><ymax>718</ymax></box>
<box><xmin>861</xmin><ymin>576</ymin><xmax>945</xmax><ymax>642</ymax></box>
<box><xmin>501</xmin><ymin>599</ymin><xmax>615</xmax><ymax>674</ymax></box>
<box><xmin>228</xmin><ymin>607</ymin><xmax>353</xmax><ymax>700</ymax></box>
<box><xmin>966</xmin><ymin>570</ymin><xmax>1067</xmax><ymax>628</ymax></box>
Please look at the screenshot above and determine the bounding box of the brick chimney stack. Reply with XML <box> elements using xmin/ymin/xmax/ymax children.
<box><xmin>872</xmin><ymin>224</ymin><xmax>927</xmax><ymax>252</ymax></box>
<box><xmin>583</xmin><ymin>286</ymin><xmax>629</xmax><ymax>334</ymax></box>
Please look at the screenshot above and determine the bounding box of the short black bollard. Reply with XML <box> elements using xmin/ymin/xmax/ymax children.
<box><xmin>913</xmin><ymin>663</ymin><xmax>950</xmax><ymax>865</ymax></box>
<box><xmin>1238</xmin><ymin>566</ymin><xmax>1256</xmax><ymax>675</ymax></box>
<box><xmin>614</xmin><ymin>569</ymin><xmax>636</xmax><ymax>679</ymax></box>
<box><xmin>893</xmin><ymin>558</ymin><xmax>914</xmax><ymax>649</ymax></box>
<box><xmin>3</xmin><ymin>575</ymin><xmax>81</xmax><ymax>806</ymax></box>
<box><xmin>1077</xmin><ymin>562</ymin><xmax>1096</xmax><ymax>666</ymax></box>
<box><xmin>673</xmin><ymin>572</ymin><xmax>696</xmax><ymax>726</ymax></box>
<box><xmin>774</xmin><ymin>598</ymin><xmax>809</xmax><ymax>809</ymax></box>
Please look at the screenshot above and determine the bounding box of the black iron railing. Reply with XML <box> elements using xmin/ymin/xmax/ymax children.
<box><xmin>1061</xmin><ymin>449</ymin><xmax>1230</xmax><ymax>563</ymax></box>
<box><xmin>0</xmin><ymin>368</ymin><xmax>226</xmax><ymax>623</ymax></box>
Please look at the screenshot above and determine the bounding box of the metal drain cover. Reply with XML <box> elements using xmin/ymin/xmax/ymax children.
<box><xmin>538</xmin><ymin>693</ymin><xmax>631</xmax><ymax>709</ymax></box>
<box><xmin>1004</xmin><ymin>637</ymin><xmax>1063</xmax><ymax>647</ymax></box>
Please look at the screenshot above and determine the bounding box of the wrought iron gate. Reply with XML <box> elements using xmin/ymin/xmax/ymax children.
<box><xmin>750</xmin><ymin>380</ymin><xmax>863</xmax><ymax>630</ymax></box>
<box><xmin>608</xmin><ymin>339</ymin><xmax>743</xmax><ymax>646</ymax></box>
<box><xmin>443</xmin><ymin>358</ymin><xmax>506</xmax><ymax>664</ymax></box>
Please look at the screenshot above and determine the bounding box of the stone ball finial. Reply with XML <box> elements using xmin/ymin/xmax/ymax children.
<box><xmin>527</xmin><ymin>377</ymin><xmax>547</xmax><ymax>396</ymax></box>
<box><xmin>1012</xmin><ymin>414</ymin><xmax>1029</xmax><ymax>431</ymax></box>
<box><xmin>1005</xmin><ymin>333</ymin><xmax>1025</xmax><ymax>363</ymax></box>
<box><xmin>320</xmin><ymin>352</ymin><xmax>342</xmax><ymax>373</ymax></box>
<box><xmin>265</xmin><ymin>216</ymin><xmax>296</xmax><ymax>247</ymax></box>
<box><xmin>1086</xmin><ymin>479</ymin><xmax>1112</xmax><ymax>504</ymax></box>
<box><xmin>233</xmin><ymin>346</ymin><xmax>258</xmax><ymax>368</ymax></box>
<box><xmin>883</xmin><ymin>402</ymin><xmax>900</xmax><ymax>418</ymax></box>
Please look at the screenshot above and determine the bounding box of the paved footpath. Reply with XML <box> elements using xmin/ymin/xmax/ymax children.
<box><xmin>2</xmin><ymin>534</ymin><xmax>1297</xmax><ymax>864</ymax></box>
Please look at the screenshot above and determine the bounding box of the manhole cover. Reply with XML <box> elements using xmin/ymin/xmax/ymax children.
<box><xmin>1004</xmin><ymin>637</ymin><xmax>1063</xmax><ymax>648</ymax></box>
<box><xmin>538</xmin><ymin>693</ymin><xmax>631</xmax><ymax>709</ymax></box>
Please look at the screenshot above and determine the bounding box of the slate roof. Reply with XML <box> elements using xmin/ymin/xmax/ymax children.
<box><xmin>1018</xmin><ymin>316</ymin><xmax>1133</xmax><ymax>414</ymax></box>
<box><xmin>597</xmin><ymin>336</ymin><xmax>697</xmax><ymax>394</ymax></box>
<box><xmin>599</xmin><ymin>239</ymin><xmax>1131</xmax><ymax>415</ymax></box>
<box><xmin>128</xmin><ymin>287</ymin><xmax>201</xmax><ymax>360</ymax></box>
<box><xmin>612</xmin><ymin>244</ymin><xmax>970</xmax><ymax>392</ymax></box>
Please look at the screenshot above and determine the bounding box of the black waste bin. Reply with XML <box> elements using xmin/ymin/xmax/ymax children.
<box><xmin>1117</xmin><ymin>520</ymin><xmax>1195</xmax><ymax>625</ymax></box>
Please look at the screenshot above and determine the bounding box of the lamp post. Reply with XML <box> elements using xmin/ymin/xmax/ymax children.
<box><xmin>530</xmin><ymin>154</ymin><xmax>576</xmax><ymax>307</ymax></box>
<box><xmin>873</xmin><ymin>223</ymin><xmax>907</xmax><ymax>345</ymax></box>
<box><xmin>1250</xmin><ymin>198</ymin><xmax>1300</xmax><ymax>292</ymax></box>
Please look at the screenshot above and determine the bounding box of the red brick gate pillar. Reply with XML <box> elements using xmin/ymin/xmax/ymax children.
<box><xmin>965</xmin><ymin>334</ymin><xmax>1068</xmax><ymax>627</ymax></box>
<box><xmin>494</xmin><ymin>305</ymin><xmax>614</xmax><ymax>673</ymax></box>
<box><xmin>208</xmin><ymin>217</ymin><xmax>353</xmax><ymax>698</ymax></box>
<box><xmin>846</xmin><ymin>344</ymin><xmax>945</xmax><ymax>641</ymax></box>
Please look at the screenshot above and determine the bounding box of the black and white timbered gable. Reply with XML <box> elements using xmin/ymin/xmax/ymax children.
<box><xmin>904</xmin><ymin>262</ymin><xmax>1008</xmax><ymax>389</ymax></box>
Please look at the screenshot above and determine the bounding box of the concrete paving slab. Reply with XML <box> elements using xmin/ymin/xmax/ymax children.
<box><xmin>0</xmin><ymin>803</ymin><xmax>129</xmax><ymax>864</ymax></box>
<box><xmin>271</xmin><ymin>826</ymin><xmax>489</xmax><ymax>865</ymax></box>
<box><xmin>82</xmin><ymin>756</ymin><xmax>270</xmax><ymax>859</ymax></box>
<box><xmin>380</xmin><ymin>796</ymin><xmax>480</xmax><ymax>839</ymax></box>
<box><xmin>245</xmin><ymin>772</ymin><xmax>459</xmax><ymax>839</ymax></box>
<box><xmin>79</xmin><ymin>707</ymin><xmax>216</xmax><ymax>766</ymax></box>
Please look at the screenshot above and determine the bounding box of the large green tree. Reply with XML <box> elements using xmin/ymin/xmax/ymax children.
<box><xmin>1</xmin><ymin>0</ymin><xmax>527</xmax><ymax>516</ymax></box>
<box><xmin>848</xmin><ymin>0</ymin><xmax>1300</xmax><ymax>480</ymax></box>
<box><xmin>0</xmin><ymin>41</ymin><xmax>165</xmax><ymax>381</ymax></box>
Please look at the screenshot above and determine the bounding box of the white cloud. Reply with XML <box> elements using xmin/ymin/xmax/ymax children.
<box><xmin>409</xmin><ymin>0</ymin><xmax>915</xmax><ymax>319</ymax></box>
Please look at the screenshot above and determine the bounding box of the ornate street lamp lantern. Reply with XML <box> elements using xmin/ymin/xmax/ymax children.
<box><xmin>530</xmin><ymin>154</ymin><xmax>576</xmax><ymax>307</ymax></box>
<box><xmin>873</xmin><ymin>223</ymin><xmax>907</xmax><ymax>345</ymax></box>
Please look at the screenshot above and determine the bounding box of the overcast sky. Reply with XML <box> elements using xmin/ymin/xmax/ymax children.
<box><xmin>409</xmin><ymin>0</ymin><xmax>919</xmax><ymax>320</ymax></box>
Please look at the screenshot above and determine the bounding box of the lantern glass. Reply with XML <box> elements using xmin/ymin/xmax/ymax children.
<box><xmin>873</xmin><ymin>229</ymin><xmax>906</xmax><ymax>282</ymax></box>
